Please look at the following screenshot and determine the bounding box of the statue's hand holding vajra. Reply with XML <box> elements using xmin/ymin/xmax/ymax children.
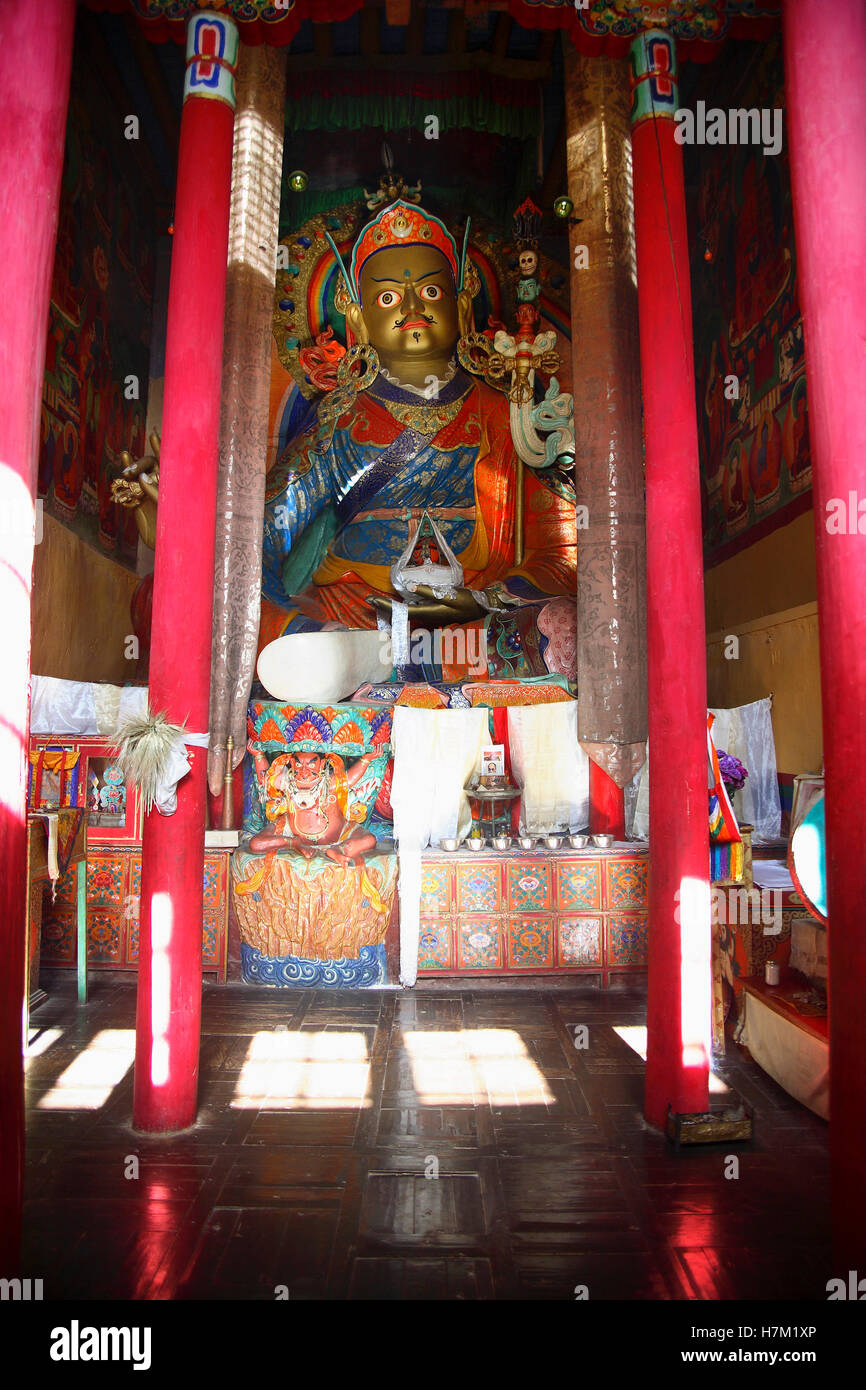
<box><xmin>368</xmin><ymin>584</ymin><xmax>488</xmax><ymax>627</ymax></box>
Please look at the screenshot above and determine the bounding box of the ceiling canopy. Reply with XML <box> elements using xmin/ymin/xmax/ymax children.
<box><xmin>86</xmin><ymin>1</ymin><xmax>780</xmax><ymax>62</ymax></box>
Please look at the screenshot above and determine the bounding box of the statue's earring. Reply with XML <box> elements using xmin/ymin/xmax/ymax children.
<box><xmin>315</xmin><ymin>343</ymin><xmax>380</xmax><ymax>453</ymax></box>
<box><xmin>335</xmin><ymin>343</ymin><xmax>379</xmax><ymax>389</ymax></box>
<box><xmin>334</xmin><ymin>274</ymin><xmax>355</xmax><ymax>318</ymax></box>
<box><xmin>311</xmin><ymin>272</ymin><xmax>380</xmax><ymax>452</ymax></box>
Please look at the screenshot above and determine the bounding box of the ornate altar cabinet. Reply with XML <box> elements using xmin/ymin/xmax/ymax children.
<box><xmin>416</xmin><ymin>845</ymin><xmax>648</xmax><ymax>982</ymax></box>
<box><xmin>32</xmin><ymin>735</ymin><xmax>230</xmax><ymax>981</ymax></box>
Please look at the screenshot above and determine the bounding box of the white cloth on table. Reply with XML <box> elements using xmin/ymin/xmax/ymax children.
<box><xmin>627</xmin><ymin>698</ymin><xmax>781</xmax><ymax>843</ymax></box>
<box><xmin>30</xmin><ymin>676</ymin><xmax>96</xmax><ymax>735</ymax></box>
<box><xmin>737</xmin><ymin>991</ymin><xmax>828</xmax><ymax>1119</ymax></box>
<box><xmin>390</xmin><ymin>706</ymin><xmax>488</xmax><ymax>986</ymax></box>
<box><xmin>506</xmin><ymin>701</ymin><xmax>589</xmax><ymax>834</ymax></box>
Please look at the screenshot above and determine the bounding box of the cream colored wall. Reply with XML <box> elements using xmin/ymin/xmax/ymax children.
<box><xmin>705</xmin><ymin>511</ymin><xmax>823</xmax><ymax>774</ymax></box>
<box><xmin>32</xmin><ymin>514</ymin><xmax>140</xmax><ymax>684</ymax></box>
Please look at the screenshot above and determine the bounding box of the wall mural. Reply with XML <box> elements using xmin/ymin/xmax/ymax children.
<box><xmin>688</xmin><ymin>38</ymin><xmax>810</xmax><ymax>567</ymax></box>
<box><xmin>38</xmin><ymin>58</ymin><xmax>157</xmax><ymax>569</ymax></box>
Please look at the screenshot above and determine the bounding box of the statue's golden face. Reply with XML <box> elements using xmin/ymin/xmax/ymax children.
<box><xmin>356</xmin><ymin>245</ymin><xmax>460</xmax><ymax>362</ymax></box>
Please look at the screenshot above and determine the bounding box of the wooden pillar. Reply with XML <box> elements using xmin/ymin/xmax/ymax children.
<box><xmin>133</xmin><ymin>10</ymin><xmax>237</xmax><ymax>1132</ymax></box>
<box><xmin>0</xmin><ymin>0</ymin><xmax>75</xmax><ymax>1271</ymax></box>
<box><xmin>630</xmin><ymin>31</ymin><xmax>711</xmax><ymax>1130</ymax></box>
<box><xmin>784</xmin><ymin>0</ymin><xmax>866</xmax><ymax>1268</ymax></box>
<box><xmin>563</xmin><ymin>43</ymin><xmax>647</xmax><ymax>839</ymax></box>
<box><xmin>208</xmin><ymin>40</ymin><xmax>287</xmax><ymax>805</ymax></box>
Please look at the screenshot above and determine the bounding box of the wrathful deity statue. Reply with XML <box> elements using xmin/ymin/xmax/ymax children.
<box><xmin>258</xmin><ymin>199</ymin><xmax>577</xmax><ymax>679</ymax></box>
<box><xmin>247</xmin><ymin>744</ymin><xmax>378</xmax><ymax>864</ymax></box>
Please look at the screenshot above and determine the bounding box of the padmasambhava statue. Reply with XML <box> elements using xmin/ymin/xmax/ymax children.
<box><xmin>258</xmin><ymin>200</ymin><xmax>576</xmax><ymax>671</ymax></box>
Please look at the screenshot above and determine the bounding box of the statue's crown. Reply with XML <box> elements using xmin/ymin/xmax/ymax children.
<box><xmin>326</xmin><ymin>200</ymin><xmax>469</xmax><ymax>306</ymax></box>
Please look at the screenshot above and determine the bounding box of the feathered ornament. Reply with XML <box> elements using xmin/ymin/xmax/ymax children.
<box><xmin>113</xmin><ymin>709</ymin><xmax>187</xmax><ymax>816</ymax></box>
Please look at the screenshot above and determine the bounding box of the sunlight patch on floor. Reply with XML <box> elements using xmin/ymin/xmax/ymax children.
<box><xmin>614</xmin><ymin>1024</ymin><xmax>731</xmax><ymax>1093</ymax></box>
<box><xmin>25</xmin><ymin>1026</ymin><xmax>64</xmax><ymax>1063</ymax></box>
<box><xmin>36</xmin><ymin>1029</ymin><xmax>135</xmax><ymax>1109</ymax></box>
<box><xmin>231</xmin><ymin>1029</ymin><xmax>372</xmax><ymax>1110</ymax></box>
<box><xmin>402</xmin><ymin>1028</ymin><xmax>554</xmax><ymax>1107</ymax></box>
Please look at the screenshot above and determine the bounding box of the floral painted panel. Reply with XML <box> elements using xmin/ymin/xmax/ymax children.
<box><xmin>87</xmin><ymin>855</ymin><xmax>124</xmax><ymax>907</ymax></box>
<box><xmin>606</xmin><ymin>858</ymin><xmax>649</xmax><ymax>910</ymax></box>
<box><xmin>458</xmin><ymin>916</ymin><xmax>502</xmax><ymax>970</ymax></box>
<box><xmin>420</xmin><ymin>862</ymin><xmax>452</xmax><ymax>917</ymax></box>
<box><xmin>88</xmin><ymin>910</ymin><xmax>122</xmax><ymax>963</ymax></box>
<box><xmin>456</xmin><ymin>861</ymin><xmax>501</xmax><ymax>913</ymax></box>
<box><xmin>506</xmin><ymin>860</ymin><xmax>552</xmax><ymax>912</ymax></box>
<box><xmin>607</xmin><ymin>913</ymin><xmax>648</xmax><ymax>967</ymax></box>
<box><xmin>557</xmin><ymin>859</ymin><xmax>602</xmax><ymax>910</ymax></box>
<box><xmin>506</xmin><ymin>915</ymin><xmax>554</xmax><ymax>970</ymax></box>
<box><xmin>418</xmin><ymin>921</ymin><xmax>453</xmax><ymax>971</ymax></box>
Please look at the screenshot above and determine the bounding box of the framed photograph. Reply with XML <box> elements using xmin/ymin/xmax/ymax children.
<box><xmin>481</xmin><ymin>744</ymin><xmax>505</xmax><ymax>778</ymax></box>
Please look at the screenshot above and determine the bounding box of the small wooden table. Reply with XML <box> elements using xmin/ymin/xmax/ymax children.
<box><xmin>740</xmin><ymin>968</ymin><xmax>828</xmax><ymax>1043</ymax></box>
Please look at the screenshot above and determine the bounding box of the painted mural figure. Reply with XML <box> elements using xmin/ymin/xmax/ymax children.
<box><xmin>789</xmin><ymin>390</ymin><xmax>810</xmax><ymax>481</ymax></box>
<box><xmin>749</xmin><ymin>411</ymin><xmax>781</xmax><ymax>503</ymax></box>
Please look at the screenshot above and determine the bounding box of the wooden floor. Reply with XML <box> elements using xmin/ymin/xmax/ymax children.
<box><xmin>22</xmin><ymin>973</ymin><xmax>830</xmax><ymax>1300</ymax></box>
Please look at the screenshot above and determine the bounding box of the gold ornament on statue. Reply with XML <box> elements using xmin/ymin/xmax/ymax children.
<box><xmin>333</xmin><ymin>273</ymin><xmax>354</xmax><ymax>317</ymax></box>
<box><xmin>363</xmin><ymin>142</ymin><xmax>422</xmax><ymax>211</ymax></box>
<box><xmin>112</xmin><ymin>431</ymin><xmax>160</xmax><ymax>550</ymax></box>
<box><xmin>456</xmin><ymin>332</ymin><xmax>513</xmax><ymax>400</ymax></box>
<box><xmin>314</xmin><ymin>343</ymin><xmax>381</xmax><ymax>451</ymax></box>
<box><xmin>462</xmin><ymin>259</ymin><xmax>481</xmax><ymax>299</ymax></box>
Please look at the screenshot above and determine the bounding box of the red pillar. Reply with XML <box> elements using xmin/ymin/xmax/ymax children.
<box><xmin>133</xmin><ymin>11</ymin><xmax>238</xmax><ymax>1132</ymax></box>
<box><xmin>0</xmin><ymin>0</ymin><xmax>75</xmax><ymax>1271</ymax></box>
<box><xmin>629</xmin><ymin>31</ymin><xmax>711</xmax><ymax>1130</ymax></box>
<box><xmin>784</xmin><ymin>0</ymin><xmax>866</xmax><ymax>1269</ymax></box>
